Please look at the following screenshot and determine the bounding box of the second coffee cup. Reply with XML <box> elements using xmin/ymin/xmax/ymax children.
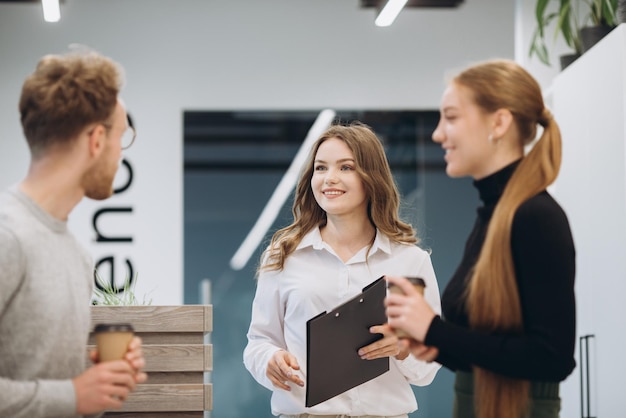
<box><xmin>387</xmin><ymin>277</ymin><xmax>426</xmax><ymax>338</ymax></box>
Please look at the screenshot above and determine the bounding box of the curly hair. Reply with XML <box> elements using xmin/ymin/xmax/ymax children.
<box><xmin>19</xmin><ymin>51</ymin><xmax>124</xmax><ymax>157</ymax></box>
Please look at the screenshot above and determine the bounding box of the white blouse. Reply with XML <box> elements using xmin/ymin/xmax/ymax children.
<box><xmin>243</xmin><ymin>227</ymin><xmax>442</xmax><ymax>417</ymax></box>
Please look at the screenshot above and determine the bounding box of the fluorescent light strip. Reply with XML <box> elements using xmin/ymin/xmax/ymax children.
<box><xmin>375</xmin><ymin>0</ymin><xmax>409</xmax><ymax>27</ymax></box>
<box><xmin>42</xmin><ymin>0</ymin><xmax>60</xmax><ymax>22</ymax></box>
<box><xmin>229</xmin><ymin>109</ymin><xmax>336</xmax><ymax>271</ymax></box>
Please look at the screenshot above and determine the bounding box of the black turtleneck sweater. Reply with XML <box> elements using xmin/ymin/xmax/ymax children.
<box><xmin>425</xmin><ymin>161</ymin><xmax>576</xmax><ymax>381</ymax></box>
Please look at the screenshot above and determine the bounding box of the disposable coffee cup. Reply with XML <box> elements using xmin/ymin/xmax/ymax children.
<box><xmin>387</xmin><ymin>277</ymin><xmax>426</xmax><ymax>338</ymax></box>
<box><xmin>94</xmin><ymin>323</ymin><xmax>134</xmax><ymax>362</ymax></box>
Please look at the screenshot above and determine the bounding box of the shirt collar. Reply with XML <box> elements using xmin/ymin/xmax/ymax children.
<box><xmin>372</xmin><ymin>230</ymin><xmax>392</xmax><ymax>255</ymax></box>
<box><xmin>296</xmin><ymin>226</ymin><xmax>393</xmax><ymax>256</ymax></box>
<box><xmin>297</xmin><ymin>227</ymin><xmax>324</xmax><ymax>251</ymax></box>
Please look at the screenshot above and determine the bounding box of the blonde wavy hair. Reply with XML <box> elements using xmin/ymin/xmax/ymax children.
<box><xmin>259</xmin><ymin>122</ymin><xmax>417</xmax><ymax>273</ymax></box>
<box><xmin>456</xmin><ymin>60</ymin><xmax>561</xmax><ymax>418</ymax></box>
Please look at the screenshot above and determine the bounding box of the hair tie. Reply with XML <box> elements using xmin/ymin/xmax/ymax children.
<box><xmin>539</xmin><ymin>108</ymin><xmax>552</xmax><ymax>128</ymax></box>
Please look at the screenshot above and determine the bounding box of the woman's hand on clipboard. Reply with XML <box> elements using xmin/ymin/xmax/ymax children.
<box><xmin>358</xmin><ymin>323</ymin><xmax>409</xmax><ymax>361</ymax></box>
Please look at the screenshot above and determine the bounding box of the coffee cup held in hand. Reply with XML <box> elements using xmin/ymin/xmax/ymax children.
<box><xmin>387</xmin><ymin>277</ymin><xmax>426</xmax><ymax>339</ymax></box>
<box><xmin>94</xmin><ymin>323</ymin><xmax>134</xmax><ymax>362</ymax></box>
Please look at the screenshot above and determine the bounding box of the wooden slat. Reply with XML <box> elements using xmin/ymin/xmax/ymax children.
<box><xmin>104</xmin><ymin>412</ymin><xmax>203</xmax><ymax>417</ymax></box>
<box><xmin>91</xmin><ymin>305</ymin><xmax>211</xmax><ymax>333</ymax></box>
<box><xmin>204</xmin><ymin>382</ymin><xmax>213</xmax><ymax>411</ymax></box>
<box><xmin>117</xmin><ymin>383</ymin><xmax>210</xmax><ymax>412</ymax></box>
<box><xmin>204</xmin><ymin>305</ymin><xmax>213</xmax><ymax>333</ymax></box>
<box><xmin>204</xmin><ymin>344</ymin><xmax>213</xmax><ymax>372</ymax></box>
<box><xmin>143</xmin><ymin>344</ymin><xmax>209</xmax><ymax>372</ymax></box>
<box><xmin>86</xmin><ymin>344</ymin><xmax>209</xmax><ymax>372</ymax></box>
<box><xmin>140</xmin><ymin>371</ymin><xmax>203</xmax><ymax>385</ymax></box>
<box><xmin>89</xmin><ymin>332</ymin><xmax>205</xmax><ymax>345</ymax></box>
<box><xmin>137</xmin><ymin>332</ymin><xmax>205</xmax><ymax>345</ymax></box>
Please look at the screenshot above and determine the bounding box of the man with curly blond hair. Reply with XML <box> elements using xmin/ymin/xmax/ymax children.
<box><xmin>0</xmin><ymin>50</ymin><xmax>146</xmax><ymax>418</ymax></box>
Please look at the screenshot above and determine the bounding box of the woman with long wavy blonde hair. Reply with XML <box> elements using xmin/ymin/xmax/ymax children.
<box><xmin>386</xmin><ymin>60</ymin><xmax>576</xmax><ymax>418</ymax></box>
<box><xmin>244</xmin><ymin>122</ymin><xmax>442</xmax><ymax>418</ymax></box>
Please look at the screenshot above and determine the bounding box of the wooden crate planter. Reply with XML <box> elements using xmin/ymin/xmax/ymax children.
<box><xmin>88</xmin><ymin>305</ymin><xmax>213</xmax><ymax>417</ymax></box>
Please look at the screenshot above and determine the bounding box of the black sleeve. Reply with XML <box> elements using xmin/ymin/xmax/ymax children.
<box><xmin>427</xmin><ymin>316</ymin><xmax>469</xmax><ymax>372</ymax></box>
<box><xmin>425</xmin><ymin>194</ymin><xmax>576</xmax><ymax>381</ymax></box>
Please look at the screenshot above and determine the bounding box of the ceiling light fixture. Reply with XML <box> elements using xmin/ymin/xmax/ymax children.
<box><xmin>229</xmin><ymin>108</ymin><xmax>336</xmax><ymax>271</ymax></box>
<box><xmin>375</xmin><ymin>0</ymin><xmax>409</xmax><ymax>27</ymax></box>
<box><xmin>42</xmin><ymin>0</ymin><xmax>60</xmax><ymax>22</ymax></box>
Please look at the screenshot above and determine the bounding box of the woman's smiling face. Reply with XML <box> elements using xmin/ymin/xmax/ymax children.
<box><xmin>311</xmin><ymin>137</ymin><xmax>368</xmax><ymax>219</ymax></box>
<box><xmin>431</xmin><ymin>82</ymin><xmax>496</xmax><ymax>180</ymax></box>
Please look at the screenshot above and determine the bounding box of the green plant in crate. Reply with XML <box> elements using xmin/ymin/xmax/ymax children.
<box><xmin>92</xmin><ymin>270</ymin><xmax>152</xmax><ymax>306</ymax></box>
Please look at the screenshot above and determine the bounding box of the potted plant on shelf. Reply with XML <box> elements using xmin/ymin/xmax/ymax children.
<box><xmin>579</xmin><ymin>0</ymin><xmax>618</xmax><ymax>52</ymax></box>
<box><xmin>529</xmin><ymin>0</ymin><xmax>618</xmax><ymax>70</ymax></box>
<box><xmin>529</xmin><ymin>0</ymin><xmax>583</xmax><ymax>70</ymax></box>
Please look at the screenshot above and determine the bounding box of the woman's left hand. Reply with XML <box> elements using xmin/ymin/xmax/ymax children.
<box><xmin>385</xmin><ymin>275</ymin><xmax>437</xmax><ymax>342</ymax></box>
<box><xmin>358</xmin><ymin>323</ymin><xmax>409</xmax><ymax>360</ymax></box>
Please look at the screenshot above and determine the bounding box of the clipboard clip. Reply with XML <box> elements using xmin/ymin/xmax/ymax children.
<box><xmin>334</xmin><ymin>297</ymin><xmax>366</xmax><ymax>317</ymax></box>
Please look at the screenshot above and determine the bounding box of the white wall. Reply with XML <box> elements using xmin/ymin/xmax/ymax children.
<box><xmin>550</xmin><ymin>24</ymin><xmax>626</xmax><ymax>418</ymax></box>
<box><xmin>0</xmin><ymin>0</ymin><xmax>519</xmax><ymax>304</ymax></box>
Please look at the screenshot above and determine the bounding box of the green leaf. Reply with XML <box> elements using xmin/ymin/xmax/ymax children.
<box><xmin>602</xmin><ymin>0</ymin><xmax>617</xmax><ymax>26</ymax></box>
<box><xmin>556</xmin><ymin>2</ymin><xmax>581</xmax><ymax>51</ymax></box>
<box><xmin>537</xmin><ymin>44</ymin><xmax>551</xmax><ymax>66</ymax></box>
<box><xmin>536</xmin><ymin>0</ymin><xmax>551</xmax><ymax>35</ymax></box>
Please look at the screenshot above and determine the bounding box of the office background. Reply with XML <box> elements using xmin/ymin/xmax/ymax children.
<box><xmin>0</xmin><ymin>1</ymin><xmax>574</xmax><ymax>417</ymax></box>
<box><xmin>0</xmin><ymin>0</ymin><xmax>563</xmax><ymax>312</ymax></box>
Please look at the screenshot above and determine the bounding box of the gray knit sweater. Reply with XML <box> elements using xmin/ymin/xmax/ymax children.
<box><xmin>0</xmin><ymin>186</ymin><xmax>94</xmax><ymax>418</ymax></box>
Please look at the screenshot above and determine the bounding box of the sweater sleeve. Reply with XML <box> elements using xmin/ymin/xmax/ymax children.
<box><xmin>0</xmin><ymin>225</ymin><xmax>24</xmax><ymax>317</ymax></box>
<box><xmin>426</xmin><ymin>195</ymin><xmax>576</xmax><ymax>381</ymax></box>
<box><xmin>0</xmin><ymin>226</ymin><xmax>78</xmax><ymax>418</ymax></box>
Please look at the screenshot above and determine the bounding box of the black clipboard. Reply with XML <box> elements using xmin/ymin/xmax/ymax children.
<box><xmin>305</xmin><ymin>276</ymin><xmax>389</xmax><ymax>407</ymax></box>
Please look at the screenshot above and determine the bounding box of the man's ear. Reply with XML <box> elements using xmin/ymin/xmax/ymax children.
<box><xmin>87</xmin><ymin>124</ymin><xmax>106</xmax><ymax>158</ymax></box>
<box><xmin>492</xmin><ymin>108</ymin><xmax>514</xmax><ymax>140</ymax></box>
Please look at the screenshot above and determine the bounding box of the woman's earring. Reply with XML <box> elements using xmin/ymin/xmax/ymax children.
<box><xmin>487</xmin><ymin>133</ymin><xmax>494</xmax><ymax>143</ymax></box>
